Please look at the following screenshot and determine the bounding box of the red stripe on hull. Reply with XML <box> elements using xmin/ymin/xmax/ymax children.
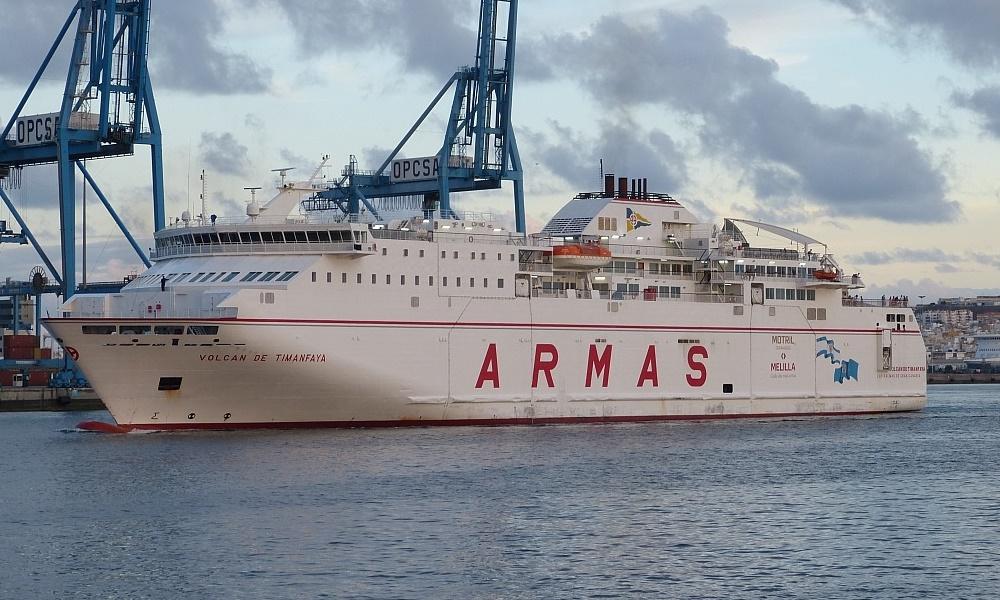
<box><xmin>44</xmin><ymin>317</ymin><xmax>924</xmax><ymax>335</ymax></box>
<box><xmin>90</xmin><ymin>409</ymin><xmax>921</xmax><ymax>433</ymax></box>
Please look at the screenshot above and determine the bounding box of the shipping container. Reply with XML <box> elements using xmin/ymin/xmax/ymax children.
<box><xmin>2</xmin><ymin>334</ymin><xmax>39</xmax><ymax>350</ymax></box>
<box><xmin>4</xmin><ymin>347</ymin><xmax>36</xmax><ymax>360</ymax></box>
<box><xmin>27</xmin><ymin>371</ymin><xmax>51</xmax><ymax>387</ymax></box>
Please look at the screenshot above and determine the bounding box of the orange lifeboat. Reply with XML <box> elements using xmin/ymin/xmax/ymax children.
<box><xmin>813</xmin><ymin>269</ymin><xmax>839</xmax><ymax>281</ymax></box>
<box><xmin>552</xmin><ymin>243</ymin><xmax>612</xmax><ymax>269</ymax></box>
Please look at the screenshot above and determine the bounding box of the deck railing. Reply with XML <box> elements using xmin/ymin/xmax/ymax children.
<box><xmin>843</xmin><ymin>297</ymin><xmax>909</xmax><ymax>308</ymax></box>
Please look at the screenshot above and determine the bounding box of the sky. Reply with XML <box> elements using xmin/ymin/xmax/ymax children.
<box><xmin>1</xmin><ymin>0</ymin><xmax>1000</xmax><ymax>303</ymax></box>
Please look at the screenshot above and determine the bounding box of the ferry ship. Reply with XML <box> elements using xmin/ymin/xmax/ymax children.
<box><xmin>44</xmin><ymin>173</ymin><xmax>926</xmax><ymax>431</ymax></box>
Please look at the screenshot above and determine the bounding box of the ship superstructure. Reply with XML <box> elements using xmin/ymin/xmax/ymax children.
<box><xmin>45</xmin><ymin>174</ymin><xmax>926</xmax><ymax>430</ymax></box>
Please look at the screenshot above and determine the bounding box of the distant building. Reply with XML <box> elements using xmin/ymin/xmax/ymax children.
<box><xmin>0</xmin><ymin>297</ymin><xmax>34</xmax><ymax>333</ymax></box>
<box><xmin>974</xmin><ymin>335</ymin><xmax>1000</xmax><ymax>361</ymax></box>
<box><xmin>917</xmin><ymin>307</ymin><xmax>973</xmax><ymax>328</ymax></box>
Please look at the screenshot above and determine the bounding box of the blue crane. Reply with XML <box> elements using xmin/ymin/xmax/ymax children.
<box><xmin>0</xmin><ymin>0</ymin><xmax>163</xmax><ymax>299</ymax></box>
<box><xmin>303</xmin><ymin>0</ymin><xmax>526</xmax><ymax>232</ymax></box>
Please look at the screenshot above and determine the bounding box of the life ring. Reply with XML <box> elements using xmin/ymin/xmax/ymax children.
<box><xmin>66</xmin><ymin>346</ymin><xmax>80</xmax><ymax>361</ymax></box>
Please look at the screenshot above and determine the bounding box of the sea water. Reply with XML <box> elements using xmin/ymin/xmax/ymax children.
<box><xmin>1</xmin><ymin>385</ymin><xmax>998</xmax><ymax>599</ymax></box>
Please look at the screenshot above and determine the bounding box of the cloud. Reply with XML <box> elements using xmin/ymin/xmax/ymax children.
<box><xmin>848</xmin><ymin>247</ymin><xmax>1000</xmax><ymax>271</ymax></box>
<box><xmin>534</xmin><ymin>7</ymin><xmax>956</xmax><ymax>224</ymax></box>
<box><xmin>527</xmin><ymin>119</ymin><xmax>688</xmax><ymax>193</ymax></box>
<box><xmin>831</xmin><ymin>0</ymin><xmax>1000</xmax><ymax>70</ymax></box>
<box><xmin>0</xmin><ymin>0</ymin><xmax>271</xmax><ymax>94</ymax></box>
<box><xmin>261</xmin><ymin>0</ymin><xmax>478</xmax><ymax>81</ymax></box>
<box><xmin>199</xmin><ymin>132</ymin><xmax>251</xmax><ymax>177</ymax></box>
<box><xmin>952</xmin><ymin>86</ymin><xmax>1000</xmax><ymax>138</ymax></box>
<box><xmin>849</xmin><ymin>248</ymin><xmax>963</xmax><ymax>264</ymax></box>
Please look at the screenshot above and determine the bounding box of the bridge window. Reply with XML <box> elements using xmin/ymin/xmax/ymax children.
<box><xmin>260</xmin><ymin>272</ymin><xmax>281</xmax><ymax>282</ymax></box>
<box><xmin>82</xmin><ymin>325</ymin><xmax>117</xmax><ymax>335</ymax></box>
<box><xmin>307</xmin><ymin>231</ymin><xmax>320</xmax><ymax>242</ymax></box>
<box><xmin>187</xmin><ymin>325</ymin><xmax>220</xmax><ymax>335</ymax></box>
<box><xmin>154</xmin><ymin>325</ymin><xmax>185</xmax><ymax>335</ymax></box>
<box><xmin>317</xmin><ymin>231</ymin><xmax>331</xmax><ymax>242</ymax></box>
<box><xmin>222</xmin><ymin>272</ymin><xmax>240</xmax><ymax>282</ymax></box>
<box><xmin>120</xmin><ymin>325</ymin><xmax>152</xmax><ymax>335</ymax></box>
<box><xmin>243</xmin><ymin>272</ymin><xmax>263</xmax><ymax>282</ymax></box>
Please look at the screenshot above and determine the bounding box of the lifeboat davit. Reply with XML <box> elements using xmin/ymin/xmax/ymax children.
<box><xmin>552</xmin><ymin>243</ymin><xmax>613</xmax><ymax>269</ymax></box>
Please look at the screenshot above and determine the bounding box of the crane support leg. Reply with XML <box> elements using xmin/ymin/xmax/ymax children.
<box><xmin>509</xmin><ymin>131</ymin><xmax>525</xmax><ymax>233</ymax></box>
<box><xmin>144</xmin><ymin>77</ymin><xmax>166</xmax><ymax>232</ymax></box>
<box><xmin>56</xmin><ymin>142</ymin><xmax>77</xmax><ymax>298</ymax></box>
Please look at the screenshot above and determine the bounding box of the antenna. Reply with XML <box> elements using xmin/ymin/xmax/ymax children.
<box><xmin>186</xmin><ymin>140</ymin><xmax>192</xmax><ymax>216</ymax></box>
<box><xmin>244</xmin><ymin>187</ymin><xmax>262</xmax><ymax>203</ymax></box>
<box><xmin>199</xmin><ymin>170</ymin><xmax>207</xmax><ymax>224</ymax></box>
<box><xmin>271</xmin><ymin>167</ymin><xmax>294</xmax><ymax>188</ymax></box>
<box><xmin>244</xmin><ymin>186</ymin><xmax>263</xmax><ymax>221</ymax></box>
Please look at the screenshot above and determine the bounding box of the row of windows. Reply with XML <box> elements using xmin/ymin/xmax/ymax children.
<box><xmin>765</xmin><ymin>288</ymin><xmax>817</xmax><ymax>301</ymax></box>
<box><xmin>737</xmin><ymin>264</ymin><xmax>815</xmax><ymax>278</ymax></box>
<box><xmin>82</xmin><ymin>324</ymin><xmax>220</xmax><ymax>336</ymax></box>
<box><xmin>131</xmin><ymin>271</ymin><xmax>299</xmax><ymax>287</ymax></box>
<box><xmin>647</xmin><ymin>262</ymin><xmax>693</xmax><ymax>275</ymax></box>
<box><xmin>378</xmin><ymin>247</ymin><xmax>518</xmax><ymax>262</ymax></box>
<box><xmin>310</xmin><ymin>271</ymin><xmax>506</xmax><ymax>289</ymax></box>
<box><xmin>157</xmin><ymin>229</ymin><xmax>363</xmax><ymax>249</ymax></box>
<box><xmin>603</xmin><ymin>261</ymin><xmax>694</xmax><ymax>276</ymax></box>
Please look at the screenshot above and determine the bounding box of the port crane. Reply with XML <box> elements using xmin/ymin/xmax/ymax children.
<box><xmin>303</xmin><ymin>0</ymin><xmax>526</xmax><ymax>232</ymax></box>
<box><xmin>0</xmin><ymin>0</ymin><xmax>163</xmax><ymax>299</ymax></box>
